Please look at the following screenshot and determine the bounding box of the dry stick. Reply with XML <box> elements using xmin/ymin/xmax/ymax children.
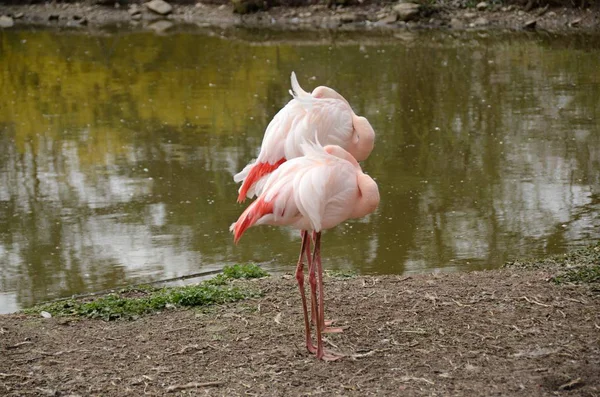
<box><xmin>6</xmin><ymin>341</ymin><xmax>33</xmax><ymax>349</ymax></box>
<box><xmin>558</xmin><ymin>378</ymin><xmax>583</xmax><ymax>391</ymax></box>
<box><xmin>166</xmin><ymin>381</ymin><xmax>222</xmax><ymax>392</ymax></box>
<box><xmin>520</xmin><ymin>296</ymin><xmax>551</xmax><ymax>307</ymax></box>
<box><xmin>0</xmin><ymin>373</ymin><xmax>30</xmax><ymax>379</ymax></box>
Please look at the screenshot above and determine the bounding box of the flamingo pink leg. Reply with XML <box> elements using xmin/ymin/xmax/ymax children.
<box><xmin>296</xmin><ymin>230</ymin><xmax>316</xmax><ymax>354</ymax></box>
<box><xmin>312</xmin><ymin>232</ymin><xmax>344</xmax><ymax>361</ymax></box>
<box><xmin>312</xmin><ymin>231</ymin><xmax>344</xmax><ymax>334</ymax></box>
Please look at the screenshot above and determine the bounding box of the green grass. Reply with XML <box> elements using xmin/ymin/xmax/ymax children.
<box><xmin>325</xmin><ymin>269</ymin><xmax>358</xmax><ymax>279</ymax></box>
<box><xmin>504</xmin><ymin>243</ymin><xmax>600</xmax><ymax>285</ymax></box>
<box><xmin>552</xmin><ymin>265</ymin><xmax>600</xmax><ymax>285</ymax></box>
<box><xmin>23</xmin><ymin>263</ymin><xmax>268</xmax><ymax>321</ymax></box>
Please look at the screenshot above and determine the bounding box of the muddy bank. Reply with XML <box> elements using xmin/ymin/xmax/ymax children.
<box><xmin>1</xmin><ymin>247</ymin><xmax>599</xmax><ymax>396</ymax></box>
<box><xmin>0</xmin><ymin>0</ymin><xmax>598</xmax><ymax>32</ymax></box>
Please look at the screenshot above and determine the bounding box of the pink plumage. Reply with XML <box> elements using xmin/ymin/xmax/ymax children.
<box><xmin>231</xmin><ymin>143</ymin><xmax>379</xmax><ymax>241</ymax></box>
<box><xmin>234</xmin><ymin>72</ymin><xmax>375</xmax><ymax>202</ymax></box>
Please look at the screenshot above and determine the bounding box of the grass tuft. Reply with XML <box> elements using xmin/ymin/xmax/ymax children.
<box><xmin>551</xmin><ymin>265</ymin><xmax>600</xmax><ymax>285</ymax></box>
<box><xmin>23</xmin><ymin>263</ymin><xmax>268</xmax><ymax>320</ymax></box>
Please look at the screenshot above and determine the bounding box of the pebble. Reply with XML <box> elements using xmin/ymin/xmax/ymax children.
<box><xmin>14</xmin><ymin>12</ymin><xmax>24</xmax><ymax>19</ymax></box>
<box><xmin>0</xmin><ymin>15</ymin><xmax>14</xmax><ymax>28</ymax></box>
<box><xmin>471</xmin><ymin>17</ymin><xmax>488</xmax><ymax>26</ymax></box>
<box><xmin>393</xmin><ymin>2</ymin><xmax>420</xmax><ymax>22</ymax></box>
<box><xmin>145</xmin><ymin>0</ymin><xmax>173</xmax><ymax>15</ymax></box>
<box><xmin>476</xmin><ymin>1</ymin><xmax>488</xmax><ymax>11</ymax></box>
<box><xmin>523</xmin><ymin>19</ymin><xmax>537</xmax><ymax>30</ymax></box>
<box><xmin>378</xmin><ymin>13</ymin><xmax>398</xmax><ymax>24</ymax></box>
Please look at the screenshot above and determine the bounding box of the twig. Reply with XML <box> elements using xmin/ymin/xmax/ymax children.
<box><xmin>0</xmin><ymin>373</ymin><xmax>30</xmax><ymax>379</ymax></box>
<box><xmin>399</xmin><ymin>329</ymin><xmax>427</xmax><ymax>335</ymax></box>
<box><xmin>352</xmin><ymin>350</ymin><xmax>377</xmax><ymax>359</ymax></box>
<box><xmin>323</xmin><ymin>337</ymin><xmax>339</xmax><ymax>349</ymax></box>
<box><xmin>164</xmin><ymin>326</ymin><xmax>190</xmax><ymax>334</ymax></box>
<box><xmin>168</xmin><ymin>344</ymin><xmax>201</xmax><ymax>356</ymax></box>
<box><xmin>166</xmin><ymin>381</ymin><xmax>222</xmax><ymax>392</ymax></box>
<box><xmin>558</xmin><ymin>378</ymin><xmax>582</xmax><ymax>391</ymax></box>
<box><xmin>452</xmin><ymin>299</ymin><xmax>473</xmax><ymax>307</ymax></box>
<box><xmin>6</xmin><ymin>341</ymin><xmax>33</xmax><ymax>349</ymax></box>
<box><xmin>520</xmin><ymin>296</ymin><xmax>551</xmax><ymax>307</ymax></box>
<box><xmin>399</xmin><ymin>375</ymin><xmax>434</xmax><ymax>385</ymax></box>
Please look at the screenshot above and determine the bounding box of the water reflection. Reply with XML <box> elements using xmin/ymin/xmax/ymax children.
<box><xmin>0</xmin><ymin>29</ymin><xmax>599</xmax><ymax>313</ymax></box>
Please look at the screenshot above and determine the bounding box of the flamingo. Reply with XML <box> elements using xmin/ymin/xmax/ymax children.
<box><xmin>234</xmin><ymin>72</ymin><xmax>375</xmax><ymax>203</ymax></box>
<box><xmin>231</xmin><ymin>143</ymin><xmax>380</xmax><ymax>360</ymax></box>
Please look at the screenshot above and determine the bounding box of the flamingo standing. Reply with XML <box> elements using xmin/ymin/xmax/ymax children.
<box><xmin>231</xmin><ymin>143</ymin><xmax>380</xmax><ymax>360</ymax></box>
<box><xmin>234</xmin><ymin>72</ymin><xmax>375</xmax><ymax>202</ymax></box>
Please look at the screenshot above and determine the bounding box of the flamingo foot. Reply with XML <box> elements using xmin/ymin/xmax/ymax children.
<box><xmin>322</xmin><ymin>326</ymin><xmax>344</xmax><ymax>334</ymax></box>
<box><xmin>318</xmin><ymin>349</ymin><xmax>344</xmax><ymax>361</ymax></box>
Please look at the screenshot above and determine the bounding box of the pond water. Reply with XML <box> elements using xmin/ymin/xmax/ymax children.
<box><xmin>1</xmin><ymin>27</ymin><xmax>599</xmax><ymax>313</ymax></box>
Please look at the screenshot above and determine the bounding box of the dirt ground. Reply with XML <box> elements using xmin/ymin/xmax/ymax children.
<box><xmin>0</xmin><ymin>0</ymin><xmax>598</xmax><ymax>32</ymax></box>
<box><xmin>1</xmin><ymin>265</ymin><xmax>599</xmax><ymax>396</ymax></box>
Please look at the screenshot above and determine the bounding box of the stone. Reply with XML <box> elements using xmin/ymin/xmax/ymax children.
<box><xmin>0</xmin><ymin>15</ymin><xmax>14</xmax><ymax>28</ymax></box>
<box><xmin>148</xmin><ymin>19</ymin><xmax>173</xmax><ymax>32</ymax></box>
<box><xmin>231</xmin><ymin>0</ymin><xmax>268</xmax><ymax>14</ymax></box>
<box><xmin>13</xmin><ymin>12</ymin><xmax>24</xmax><ymax>19</ymax></box>
<box><xmin>517</xmin><ymin>10</ymin><xmax>525</xmax><ymax>16</ymax></box>
<box><xmin>463</xmin><ymin>12</ymin><xmax>477</xmax><ymax>19</ymax></box>
<box><xmin>378</xmin><ymin>13</ymin><xmax>398</xmax><ymax>24</ymax></box>
<box><xmin>476</xmin><ymin>1</ymin><xmax>488</xmax><ymax>11</ymax></box>
<box><xmin>450</xmin><ymin>17</ymin><xmax>464</xmax><ymax>28</ymax></box>
<box><xmin>393</xmin><ymin>2</ymin><xmax>420</xmax><ymax>22</ymax></box>
<box><xmin>523</xmin><ymin>19</ymin><xmax>537</xmax><ymax>29</ymax></box>
<box><xmin>471</xmin><ymin>17</ymin><xmax>488</xmax><ymax>26</ymax></box>
<box><xmin>145</xmin><ymin>0</ymin><xmax>173</xmax><ymax>15</ymax></box>
<box><xmin>128</xmin><ymin>4</ymin><xmax>141</xmax><ymax>15</ymax></box>
<box><xmin>131</xmin><ymin>13</ymin><xmax>142</xmax><ymax>20</ymax></box>
<box><xmin>547</xmin><ymin>11</ymin><xmax>556</xmax><ymax>18</ymax></box>
<box><xmin>339</xmin><ymin>12</ymin><xmax>358</xmax><ymax>23</ymax></box>
<box><xmin>569</xmin><ymin>18</ymin><xmax>581</xmax><ymax>27</ymax></box>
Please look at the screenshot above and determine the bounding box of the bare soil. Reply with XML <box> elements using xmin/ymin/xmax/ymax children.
<box><xmin>0</xmin><ymin>0</ymin><xmax>599</xmax><ymax>32</ymax></box>
<box><xmin>1</xmin><ymin>266</ymin><xmax>599</xmax><ymax>396</ymax></box>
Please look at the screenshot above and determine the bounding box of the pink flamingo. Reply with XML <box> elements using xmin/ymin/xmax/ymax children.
<box><xmin>234</xmin><ymin>72</ymin><xmax>375</xmax><ymax>203</ymax></box>
<box><xmin>231</xmin><ymin>143</ymin><xmax>380</xmax><ymax>360</ymax></box>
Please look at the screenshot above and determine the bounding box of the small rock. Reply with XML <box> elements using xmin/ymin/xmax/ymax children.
<box><xmin>231</xmin><ymin>0</ymin><xmax>268</xmax><ymax>14</ymax></box>
<box><xmin>569</xmin><ymin>18</ymin><xmax>581</xmax><ymax>27</ymax></box>
<box><xmin>450</xmin><ymin>17</ymin><xmax>464</xmax><ymax>28</ymax></box>
<box><xmin>131</xmin><ymin>13</ymin><xmax>142</xmax><ymax>20</ymax></box>
<box><xmin>0</xmin><ymin>15</ymin><xmax>14</xmax><ymax>28</ymax></box>
<box><xmin>13</xmin><ymin>12</ymin><xmax>24</xmax><ymax>19</ymax></box>
<box><xmin>517</xmin><ymin>10</ymin><xmax>525</xmax><ymax>16</ymax></box>
<box><xmin>128</xmin><ymin>4</ymin><xmax>141</xmax><ymax>15</ymax></box>
<box><xmin>393</xmin><ymin>2</ymin><xmax>420</xmax><ymax>22</ymax></box>
<box><xmin>145</xmin><ymin>0</ymin><xmax>173</xmax><ymax>15</ymax></box>
<box><xmin>299</xmin><ymin>12</ymin><xmax>312</xmax><ymax>18</ymax></box>
<box><xmin>48</xmin><ymin>14</ymin><xmax>60</xmax><ymax>21</ymax></box>
<box><xmin>378</xmin><ymin>13</ymin><xmax>398</xmax><ymax>24</ymax></box>
<box><xmin>339</xmin><ymin>12</ymin><xmax>358</xmax><ymax>23</ymax></box>
<box><xmin>547</xmin><ymin>11</ymin><xmax>556</xmax><ymax>18</ymax></box>
<box><xmin>463</xmin><ymin>12</ymin><xmax>477</xmax><ymax>19</ymax></box>
<box><xmin>148</xmin><ymin>19</ymin><xmax>173</xmax><ymax>32</ymax></box>
<box><xmin>41</xmin><ymin>311</ymin><xmax>52</xmax><ymax>318</ymax></box>
<box><xmin>471</xmin><ymin>17</ymin><xmax>488</xmax><ymax>26</ymax></box>
<box><xmin>523</xmin><ymin>19</ymin><xmax>537</xmax><ymax>30</ymax></box>
<box><xmin>476</xmin><ymin>1</ymin><xmax>488</xmax><ymax>11</ymax></box>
